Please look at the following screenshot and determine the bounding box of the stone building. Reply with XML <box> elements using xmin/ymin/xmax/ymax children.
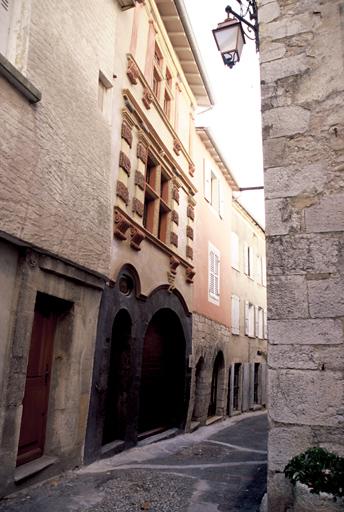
<box><xmin>260</xmin><ymin>0</ymin><xmax>344</xmax><ymax>510</ymax></box>
<box><xmin>0</xmin><ymin>0</ymin><xmax>122</xmax><ymax>497</ymax></box>
<box><xmin>186</xmin><ymin>127</ymin><xmax>267</xmax><ymax>430</ymax></box>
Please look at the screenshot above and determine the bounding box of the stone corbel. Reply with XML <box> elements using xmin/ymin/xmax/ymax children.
<box><xmin>130</xmin><ymin>227</ymin><xmax>145</xmax><ymax>250</ymax></box>
<box><xmin>135</xmin><ymin>170</ymin><xmax>145</xmax><ymax>190</ymax></box>
<box><xmin>171</xmin><ymin>209</ymin><xmax>179</xmax><ymax>225</ymax></box>
<box><xmin>186</xmin><ymin>245</ymin><xmax>193</xmax><ymax>260</ymax></box>
<box><xmin>189</xmin><ymin>163</ymin><xmax>195</xmax><ymax>176</ymax></box>
<box><xmin>170</xmin><ymin>232</ymin><xmax>178</xmax><ymax>247</ymax></box>
<box><xmin>121</xmin><ymin>121</ymin><xmax>133</xmax><ymax>147</ymax></box>
<box><xmin>185</xmin><ymin>267</ymin><xmax>195</xmax><ymax>284</ymax></box>
<box><xmin>137</xmin><ymin>141</ymin><xmax>148</xmax><ymax>165</ymax></box>
<box><xmin>132</xmin><ymin>197</ymin><xmax>144</xmax><ymax>217</ymax></box>
<box><xmin>169</xmin><ymin>255</ymin><xmax>180</xmax><ymax>274</ymax></box>
<box><xmin>142</xmin><ymin>87</ymin><xmax>153</xmax><ymax>109</ymax></box>
<box><xmin>114</xmin><ymin>209</ymin><xmax>131</xmax><ymax>240</ymax></box>
<box><xmin>172</xmin><ymin>184</ymin><xmax>180</xmax><ymax>205</ymax></box>
<box><xmin>186</xmin><ymin>225</ymin><xmax>194</xmax><ymax>240</ymax></box>
<box><xmin>119</xmin><ymin>151</ymin><xmax>131</xmax><ymax>176</ymax></box>
<box><xmin>173</xmin><ymin>138</ymin><xmax>182</xmax><ymax>156</ymax></box>
<box><xmin>187</xmin><ymin>204</ymin><xmax>195</xmax><ymax>221</ymax></box>
<box><xmin>127</xmin><ymin>57</ymin><xmax>140</xmax><ymax>85</ymax></box>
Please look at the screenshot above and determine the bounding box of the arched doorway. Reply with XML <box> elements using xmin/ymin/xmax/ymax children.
<box><xmin>192</xmin><ymin>357</ymin><xmax>206</xmax><ymax>422</ymax></box>
<box><xmin>138</xmin><ymin>309</ymin><xmax>186</xmax><ymax>436</ymax></box>
<box><xmin>102</xmin><ymin>310</ymin><xmax>132</xmax><ymax>445</ymax></box>
<box><xmin>208</xmin><ymin>352</ymin><xmax>225</xmax><ymax>417</ymax></box>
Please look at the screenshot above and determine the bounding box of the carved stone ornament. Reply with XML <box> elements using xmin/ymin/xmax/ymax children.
<box><xmin>130</xmin><ymin>227</ymin><xmax>145</xmax><ymax>251</ymax></box>
<box><xmin>171</xmin><ymin>209</ymin><xmax>179</xmax><ymax>225</ymax></box>
<box><xmin>142</xmin><ymin>87</ymin><xmax>153</xmax><ymax>109</ymax></box>
<box><xmin>132</xmin><ymin>197</ymin><xmax>144</xmax><ymax>217</ymax></box>
<box><xmin>185</xmin><ymin>267</ymin><xmax>195</xmax><ymax>283</ymax></box>
<box><xmin>127</xmin><ymin>58</ymin><xmax>140</xmax><ymax>85</ymax></box>
<box><xmin>135</xmin><ymin>170</ymin><xmax>145</xmax><ymax>190</ymax></box>
<box><xmin>189</xmin><ymin>163</ymin><xmax>195</xmax><ymax>176</ymax></box>
<box><xmin>172</xmin><ymin>185</ymin><xmax>180</xmax><ymax>205</ymax></box>
<box><xmin>119</xmin><ymin>151</ymin><xmax>131</xmax><ymax>176</ymax></box>
<box><xmin>170</xmin><ymin>231</ymin><xmax>178</xmax><ymax>247</ymax></box>
<box><xmin>137</xmin><ymin>141</ymin><xmax>148</xmax><ymax>165</ymax></box>
<box><xmin>169</xmin><ymin>255</ymin><xmax>180</xmax><ymax>274</ymax></box>
<box><xmin>114</xmin><ymin>209</ymin><xmax>131</xmax><ymax>240</ymax></box>
<box><xmin>187</xmin><ymin>205</ymin><xmax>195</xmax><ymax>221</ymax></box>
<box><xmin>25</xmin><ymin>249</ymin><xmax>38</xmax><ymax>268</ymax></box>
<box><xmin>167</xmin><ymin>271</ymin><xmax>176</xmax><ymax>293</ymax></box>
<box><xmin>186</xmin><ymin>245</ymin><xmax>193</xmax><ymax>260</ymax></box>
<box><xmin>116</xmin><ymin>180</ymin><xmax>129</xmax><ymax>205</ymax></box>
<box><xmin>186</xmin><ymin>225</ymin><xmax>194</xmax><ymax>240</ymax></box>
<box><xmin>173</xmin><ymin>138</ymin><xmax>182</xmax><ymax>156</ymax></box>
<box><xmin>121</xmin><ymin>121</ymin><xmax>133</xmax><ymax>148</ymax></box>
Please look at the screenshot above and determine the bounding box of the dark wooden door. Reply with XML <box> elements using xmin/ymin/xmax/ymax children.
<box><xmin>17</xmin><ymin>303</ymin><xmax>57</xmax><ymax>466</ymax></box>
<box><xmin>208</xmin><ymin>361</ymin><xmax>219</xmax><ymax>417</ymax></box>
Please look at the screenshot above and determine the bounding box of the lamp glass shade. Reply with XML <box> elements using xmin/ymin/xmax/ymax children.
<box><xmin>213</xmin><ymin>18</ymin><xmax>245</xmax><ymax>62</ymax></box>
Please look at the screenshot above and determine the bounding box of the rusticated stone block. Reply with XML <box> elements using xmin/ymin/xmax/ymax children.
<box><xmin>269</xmin><ymin>369</ymin><xmax>344</xmax><ymax>426</ymax></box>
<box><xmin>261</xmin><ymin>54</ymin><xmax>310</xmax><ymax>84</ymax></box>
<box><xmin>308</xmin><ymin>276</ymin><xmax>344</xmax><ymax>318</ymax></box>
<box><xmin>172</xmin><ymin>186</ymin><xmax>179</xmax><ymax>204</ymax></box>
<box><xmin>137</xmin><ymin>142</ymin><xmax>148</xmax><ymax>165</ymax></box>
<box><xmin>121</xmin><ymin>121</ymin><xmax>133</xmax><ymax>147</ymax></box>
<box><xmin>119</xmin><ymin>151</ymin><xmax>131</xmax><ymax>175</ymax></box>
<box><xmin>186</xmin><ymin>225</ymin><xmax>194</xmax><ymax>240</ymax></box>
<box><xmin>187</xmin><ymin>205</ymin><xmax>194</xmax><ymax>221</ymax></box>
<box><xmin>263</xmin><ymin>106</ymin><xmax>310</xmax><ymax>138</ymax></box>
<box><xmin>171</xmin><ymin>210</ymin><xmax>179</xmax><ymax>225</ymax></box>
<box><xmin>142</xmin><ymin>87</ymin><xmax>153</xmax><ymax>109</ymax></box>
<box><xmin>116</xmin><ymin>181</ymin><xmax>129</xmax><ymax>205</ymax></box>
<box><xmin>268</xmin><ymin>425</ymin><xmax>314</xmax><ymax>472</ymax></box>
<box><xmin>264</xmin><ymin>162</ymin><xmax>327</xmax><ymax>200</ymax></box>
<box><xmin>268</xmin><ymin>318</ymin><xmax>343</xmax><ymax>346</ymax></box>
<box><xmin>134</xmin><ymin>171</ymin><xmax>145</xmax><ymax>190</ymax></box>
<box><xmin>305</xmin><ymin>193</ymin><xmax>344</xmax><ymax>233</ymax></box>
<box><xmin>265</xmin><ymin>198</ymin><xmax>302</xmax><ymax>236</ymax></box>
<box><xmin>186</xmin><ymin>245</ymin><xmax>193</xmax><ymax>260</ymax></box>
<box><xmin>269</xmin><ymin>344</ymin><xmax>344</xmax><ymax>372</ymax></box>
<box><xmin>268</xmin><ymin>275</ymin><xmax>308</xmax><ymax>319</ymax></box>
<box><xmin>258</xmin><ymin>0</ymin><xmax>280</xmax><ymax>24</ymax></box>
<box><xmin>132</xmin><ymin>197</ymin><xmax>144</xmax><ymax>217</ymax></box>
<box><xmin>170</xmin><ymin>232</ymin><xmax>178</xmax><ymax>247</ymax></box>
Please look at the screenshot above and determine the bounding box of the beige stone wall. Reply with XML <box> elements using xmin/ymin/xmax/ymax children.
<box><xmin>0</xmin><ymin>0</ymin><xmax>119</xmax><ymax>275</ymax></box>
<box><xmin>260</xmin><ymin>1</ymin><xmax>344</xmax><ymax>510</ymax></box>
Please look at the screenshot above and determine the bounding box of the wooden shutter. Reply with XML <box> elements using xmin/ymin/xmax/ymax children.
<box><xmin>219</xmin><ymin>181</ymin><xmax>225</xmax><ymax>218</ymax></box>
<box><xmin>0</xmin><ymin>0</ymin><xmax>12</xmax><ymax>55</ymax></box>
<box><xmin>204</xmin><ymin>160</ymin><xmax>211</xmax><ymax>202</ymax></box>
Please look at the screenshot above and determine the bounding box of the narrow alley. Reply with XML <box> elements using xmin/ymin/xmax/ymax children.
<box><xmin>0</xmin><ymin>413</ymin><xmax>267</xmax><ymax>512</ymax></box>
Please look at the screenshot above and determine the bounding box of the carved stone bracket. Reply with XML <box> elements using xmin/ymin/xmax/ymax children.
<box><xmin>169</xmin><ymin>255</ymin><xmax>180</xmax><ymax>274</ymax></box>
<box><xmin>142</xmin><ymin>87</ymin><xmax>153</xmax><ymax>109</ymax></box>
<box><xmin>135</xmin><ymin>170</ymin><xmax>145</xmax><ymax>190</ymax></box>
<box><xmin>132</xmin><ymin>197</ymin><xmax>144</xmax><ymax>217</ymax></box>
<box><xmin>114</xmin><ymin>209</ymin><xmax>131</xmax><ymax>240</ymax></box>
<box><xmin>173</xmin><ymin>138</ymin><xmax>182</xmax><ymax>156</ymax></box>
<box><xmin>127</xmin><ymin>57</ymin><xmax>139</xmax><ymax>85</ymax></box>
<box><xmin>171</xmin><ymin>209</ymin><xmax>179</xmax><ymax>225</ymax></box>
<box><xmin>170</xmin><ymin>232</ymin><xmax>178</xmax><ymax>247</ymax></box>
<box><xmin>167</xmin><ymin>271</ymin><xmax>176</xmax><ymax>293</ymax></box>
<box><xmin>185</xmin><ymin>267</ymin><xmax>195</xmax><ymax>284</ymax></box>
<box><xmin>186</xmin><ymin>245</ymin><xmax>193</xmax><ymax>260</ymax></box>
<box><xmin>189</xmin><ymin>163</ymin><xmax>195</xmax><ymax>176</ymax></box>
<box><xmin>130</xmin><ymin>227</ymin><xmax>145</xmax><ymax>251</ymax></box>
<box><xmin>116</xmin><ymin>181</ymin><xmax>129</xmax><ymax>205</ymax></box>
<box><xmin>121</xmin><ymin>121</ymin><xmax>133</xmax><ymax>147</ymax></box>
<box><xmin>187</xmin><ymin>204</ymin><xmax>195</xmax><ymax>221</ymax></box>
<box><xmin>186</xmin><ymin>225</ymin><xmax>194</xmax><ymax>240</ymax></box>
<box><xmin>137</xmin><ymin>141</ymin><xmax>148</xmax><ymax>165</ymax></box>
<box><xmin>119</xmin><ymin>151</ymin><xmax>131</xmax><ymax>176</ymax></box>
<box><xmin>172</xmin><ymin>185</ymin><xmax>180</xmax><ymax>205</ymax></box>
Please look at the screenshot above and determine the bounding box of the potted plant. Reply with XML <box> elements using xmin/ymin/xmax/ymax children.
<box><xmin>284</xmin><ymin>447</ymin><xmax>344</xmax><ymax>512</ymax></box>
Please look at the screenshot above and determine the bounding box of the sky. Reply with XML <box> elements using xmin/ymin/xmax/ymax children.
<box><xmin>183</xmin><ymin>0</ymin><xmax>265</xmax><ymax>227</ymax></box>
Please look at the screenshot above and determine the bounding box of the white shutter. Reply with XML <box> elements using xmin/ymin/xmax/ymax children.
<box><xmin>209</xmin><ymin>249</ymin><xmax>215</xmax><ymax>296</ymax></box>
<box><xmin>236</xmin><ymin>297</ymin><xmax>240</xmax><ymax>334</ymax></box>
<box><xmin>250</xmin><ymin>246</ymin><xmax>255</xmax><ymax>279</ymax></box>
<box><xmin>244</xmin><ymin>243</ymin><xmax>248</xmax><ymax>275</ymax></box>
<box><xmin>219</xmin><ymin>181</ymin><xmax>225</xmax><ymax>218</ymax></box>
<box><xmin>214</xmin><ymin>252</ymin><xmax>220</xmax><ymax>296</ymax></box>
<box><xmin>204</xmin><ymin>160</ymin><xmax>211</xmax><ymax>202</ymax></box>
<box><xmin>244</xmin><ymin>301</ymin><xmax>249</xmax><ymax>335</ymax></box>
<box><xmin>0</xmin><ymin>0</ymin><xmax>12</xmax><ymax>55</ymax></box>
<box><xmin>255</xmin><ymin>306</ymin><xmax>259</xmax><ymax>337</ymax></box>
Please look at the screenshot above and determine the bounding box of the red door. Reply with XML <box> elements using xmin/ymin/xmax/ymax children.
<box><xmin>17</xmin><ymin>301</ymin><xmax>57</xmax><ymax>466</ymax></box>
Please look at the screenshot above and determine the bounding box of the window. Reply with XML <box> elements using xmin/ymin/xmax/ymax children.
<box><xmin>255</xmin><ymin>306</ymin><xmax>264</xmax><ymax>339</ymax></box>
<box><xmin>152</xmin><ymin>68</ymin><xmax>161</xmax><ymax>99</ymax></box>
<box><xmin>204</xmin><ymin>160</ymin><xmax>223</xmax><ymax>216</ymax></box>
<box><xmin>263</xmin><ymin>309</ymin><xmax>268</xmax><ymax>339</ymax></box>
<box><xmin>244</xmin><ymin>243</ymin><xmax>254</xmax><ymax>279</ymax></box>
<box><xmin>154</xmin><ymin>43</ymin><xmax>163</xmax><ymax>69</ymax></box>
<box><xmin>245</xmin><ymin>302</ymin><xmax>255</xmax><ymax>337</ymax></box>
<box><xmin>143</xmin><ymin>154</ymin><xmax>171</xmax><ymax>243</ymax></box>
<box><xmin>231</xmin><ymin>295</ymin><xmax>240</xmax><ymax>335</ymax></box>
<box><xmin>163</xmin><ymin>90</ymin><xmax>171</xmax><ymax>119</ymax></box>
<box><xmin>165</xmin><ymin>67</ymin><xmax>172</xmax><ymax>88</ymax></box>
<box><xmin>231</xmin><ymin>232</ymin><xmax>239</xmax><ymax>270</ymax></box>
<box><xmin>208</xmin><ymin>243</ymin><xmax>220</xmax><ymax>305</ymax></box>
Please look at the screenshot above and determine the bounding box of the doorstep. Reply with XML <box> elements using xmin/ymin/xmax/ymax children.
<box><xmin>138</xmin><ymin>427</ymin><xmax>179</xmax><ymax>447</ymax></box>
<box><xmin>205</xmin><ymin>416</ymin><xmax>223</xmax><ymax>426</ymax></box>
<box><xmin>101</xmin><ymin>439</ymin><xmax>125</xmax><ymax>457</ymax></box>
<box><xmin>14</xmin><ymin>456</ymin><xmax>57</xmax><ymax>483</ymax></box>
<box><xmin>190</xmin><ymin>421</ymin><xmax>200</xmax><ymax>432</ymax></box>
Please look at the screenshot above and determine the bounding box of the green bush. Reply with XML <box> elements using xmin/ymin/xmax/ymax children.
<box><xmin>284</xmin><ymin>447</ymin><xmax>344</xmax><ymax>499</ymax></box>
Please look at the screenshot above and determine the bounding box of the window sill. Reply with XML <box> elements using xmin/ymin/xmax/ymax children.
<box><xmin>0</xmin><ymin>53</ymin><xmax>41</xmax><ymax>103</ymax></box>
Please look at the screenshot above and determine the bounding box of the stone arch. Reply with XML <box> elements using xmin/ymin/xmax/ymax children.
<box><xmin>208</xmin><ymin>351</ymin><xmax>226</xmax><ymax>418</ymax></box>
<box><xmin>192</xmin><ymin>356</ymin><xmax>207</xmax><ymax>423</ymax></box>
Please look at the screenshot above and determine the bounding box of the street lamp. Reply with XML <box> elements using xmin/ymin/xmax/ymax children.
<box><xmin>212</xmin><ymin>1</ymin><xmax>259</xmax><ymax>69</ymax></box>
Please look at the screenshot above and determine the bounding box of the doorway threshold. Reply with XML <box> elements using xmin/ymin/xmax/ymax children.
<box><xmin>101</xmin><ymin>439</ymin><xmax>125</xmax><ymax>457</ymax></box>
<box><xmin>206</xmin><ymin>415</ymin><xmax>223</xmax><ymax>426</ymax></box>
<box><xmin>15</xmin><ymin>456</ymin><xmax>57</xmax><ymax>483</ymax></box>
<box><xmin>190</xmin><ymin>421</ymin><xmax>200</xmax><ymax>432</ymax></box>
<box><xmin>138</xmin><ymin>427</ymin><xmax>179</xmax><ymax>447</ymax></box>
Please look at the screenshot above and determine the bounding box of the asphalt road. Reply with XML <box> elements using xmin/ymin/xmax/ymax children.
<box><xmin>0</xmin><ymin>412</ymin><xmax>267</xmax><ymax>512</ymax></box>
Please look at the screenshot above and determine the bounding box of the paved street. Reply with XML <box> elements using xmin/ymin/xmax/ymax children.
<box><xmin>0</xmin><ymin>412</ymin><xmax>267</xmax><ymax>512</ymax></box>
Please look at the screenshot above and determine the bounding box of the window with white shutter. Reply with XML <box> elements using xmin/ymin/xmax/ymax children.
<box><xmin>255</xmin><ymin>306</ymin><xmax>259</xmax><ymax>337</ymax></box>
<box><xmin>231</xmin><ymin>295</ymin><xmax>240</xmax><ymax>335</ymax></box>
<box><xmin>0</xmin><ymin>0</ymin><xmax>13</xmax><ymax>56</ymax></box>
<box><xmin>263</xmin><ymin>309</ymin><xmax>268</xmax><ymax>339</ymax></box>
<box><xmin>231</xmin><ymin>232</ymin><xmax>239</xmax><ymax>271</ymax></box>
<box><xmin>258</xmin><ymin>307</ymin><xmax>264</xmax><ymax>339</ymax></box>
<box><xmin>245</xmin><ymin>302</ymin><xmax>255</xmax><ymax>337</ymax></box>
<box><xmin>244</xmin><ymin>244</ymin><xmax>254</xmax><ymax>279</ymax></box>
<box><xmin>204</xmin><ymin>160</ymin><xmax>212</xmax><ymax>203</ymax></box>
<box><xmin>208</xmin><ymin>242</ymin><xmax>220</xmax><ymax>305</ymax></box>
<box><xmin>244</xmin><ymin>301</ymin><xmax>249</xmax><ymax>335</ymax></box>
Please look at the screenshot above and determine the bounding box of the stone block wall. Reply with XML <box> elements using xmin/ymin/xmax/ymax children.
<box><xmin>260</xmin><ymin>0</ymin><xmax>344</xmax><ymax>510</ymax></box>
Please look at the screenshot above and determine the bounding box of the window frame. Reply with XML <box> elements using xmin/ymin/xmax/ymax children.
<box><xmin>208</xmin><ymin>242</ymin><xmax>220</xmax><ymax>305</ymax></box>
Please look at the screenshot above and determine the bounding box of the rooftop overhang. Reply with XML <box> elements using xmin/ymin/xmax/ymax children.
<box><xmin>155</xmin><ymin>0</ymin><xmax>214</xmax><ymax>107</ymax></box>
<box><xmin>196</xmin><ymin>127</ymin><xmax>239</xmax><ymax>191</ymax></box>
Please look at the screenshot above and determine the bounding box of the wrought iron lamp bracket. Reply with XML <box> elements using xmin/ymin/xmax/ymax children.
<box><xmin>225</xmin><ymin>0</ymin><xmax>259</xmax><ymax>51</ymax></box>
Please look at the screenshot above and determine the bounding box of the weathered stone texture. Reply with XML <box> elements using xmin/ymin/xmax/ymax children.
<box><xmin>267</xmin><ymin>275</ymin><xmax>308</xmax><ymax>319</ymax></box>
<box><xmin>263</xmin><ymin>106</ymin><xmax>310</xmax><ymax>138</ymax></box>
<box><xmin>305</xmin><ymin>194</ymin><xmax>344</xmax><ymax>233</ymax></box>
<box><xmin>308</xmin><ymin>276</ymin><xmax>344</xmax><ymax>318</ymax></box>
<box><xmin>268</xmin><ymin>318</ymin><xmax>343</xmax><ymax>346</ymax></box>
